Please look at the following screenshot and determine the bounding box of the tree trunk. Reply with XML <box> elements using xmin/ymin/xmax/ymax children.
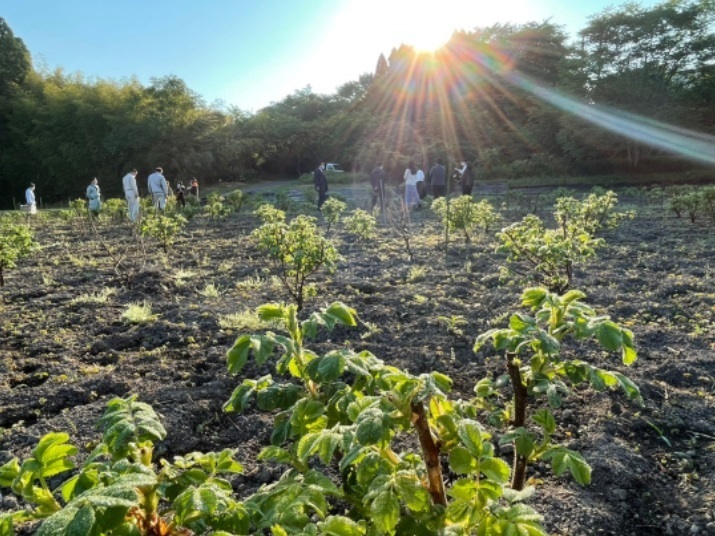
<box><xmin>506</xmin><ymin>352</ymin><xmax>528</xmax><ymax>490</ymax></box>
<box><xmin>411</xmin><ymin>401</ymin><xmax>447</xmax><ymax>506</ymax></box>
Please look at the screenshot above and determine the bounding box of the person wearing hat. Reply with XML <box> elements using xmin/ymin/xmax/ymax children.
<box><xmin>122</xmin><ymin>169</ymin><xmax>140</xmax><ymax>221</ymax></box>
<box><xmin>86</xmin><ymin>177</ymin><xmax>102</xmax><ymax>215</ymax></box>
<box><xmin>25</xmin><ymin>183</ymin><xmax>37</xmax><ymax>214</ymax></box>
<box><xmin>148</xmin><ymin>167</ymin><xmax>168</xmax><ymax>211</ymax></box>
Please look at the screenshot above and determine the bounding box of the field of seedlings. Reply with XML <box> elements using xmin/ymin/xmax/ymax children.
<box><xmin>1</xmin><ymin>185</ymin><xmax>714</xmax><ymax>535</ymax></box>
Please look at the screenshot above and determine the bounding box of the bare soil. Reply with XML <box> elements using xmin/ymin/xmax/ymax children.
<box><xmin>1</xmin><ymin>197</ymin><xmax>714</xmax><ymax>535</ymax></box>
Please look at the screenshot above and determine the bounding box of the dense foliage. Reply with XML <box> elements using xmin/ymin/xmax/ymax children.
<box><xmin>1</xmin><ymin>0</ymin><xmax>714</xmax><ymax>208</ymax></box>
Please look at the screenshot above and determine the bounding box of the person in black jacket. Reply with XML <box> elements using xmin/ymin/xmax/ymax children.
<box><xmin>370</xmin><ymin>162</ymin><xmax>386</xmax><ymax>211</ymax></box>
<box><xmin>314</xmin><ymin>162</ymin><xmax>328</xmax><ymax>209</ymax></box>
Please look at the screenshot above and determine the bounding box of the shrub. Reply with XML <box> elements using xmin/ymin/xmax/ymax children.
<box><xmin>226</xmin><ymin>189</ymin><xmax>245</xmax><ymax>211</ymax></box>
<box><xmin>343</xmin><ymin>208</ymin><xmax>376</xmax><ymax>241</ymax></box>
<box><xmin>432</xmin><ymin>196</ymin><xmax>501</xmax><ymax>243</ymax></box>
<box><xmin>498</xmin><ymin>192</ymin><xmax>632</xmax><ymax>292</ymax></box>
<box><xmin>140</xmin><ymin>212</ymin><xmax>187</xmax><ymax>252</ymax></box>
<box><xmin>204</xmin><ymin>194</ymin><xmax>231</xmax><ymax>220</ymax></box>
<box><xmin>321</xmin><ymin>197</ymin><xmax>347</xmax><ymax>234</ymax></box>
<box><xmin>254</xmin><ymin>203</ymin><xmax>286</xmax><ymax>224</ymax></box>
<box><xmin>251</xmin><ymin>215</ymin><xmax>339</xmax><ymax>310</ymax></box>
<box><xmin>0</xmin><ymin>220</ymin><xmax>37</xmax><ymax>287</ymax></box>
<box><xmin>103</xmin><ymin>198</ymin><xmax>126</xmax><ymax>222</ymax></box>
<box><xmin>0</xmin><ymin>396</ymin><xmax>248</xmax><ymax>535</ymax></box>
<box><xmin>475</xmin><ymin>287</ymin><xmax>640</xmax><ymax>489</ymax></box>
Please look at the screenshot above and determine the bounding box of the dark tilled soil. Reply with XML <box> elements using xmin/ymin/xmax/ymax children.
<box><xmin>1</xmin><ymin>202</ymin><xmax>714</xmax><ymax>535</ymax></box>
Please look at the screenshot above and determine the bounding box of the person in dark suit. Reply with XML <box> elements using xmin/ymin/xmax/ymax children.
<box><xmin>314</xmin><ymin>162</ymin><xmax>328</xmax><ymax>209</ymax></box>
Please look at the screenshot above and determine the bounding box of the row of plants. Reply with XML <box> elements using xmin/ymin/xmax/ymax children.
<box><xmin>1</xmin><ymin>288</ymin><xmax>640</xmax><ymax>534</ymax></box>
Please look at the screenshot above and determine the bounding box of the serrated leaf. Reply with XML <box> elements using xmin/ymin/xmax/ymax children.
<box><xmin>0</xmin><ymin>458</ymin><xmax>20</xmax><ymax>487</ymax></box>
<box><xmin>509</xmin><ymin>313</ymin><xmax>533</xmax><ymax>332</ymax></box>
<box><xmin>65</xmin><ymin>504</ymin><xmax>96</xmax><ymax>536</ymax></box>
<box><xmin>394</xmin><ymin>471</ymin><xmax>430</xmax><ymax>512</ymax></box>
<box><xmin>449</xmin><ymin>447</ymin><xmax>477</xmax><ymax>474</ymax></box>
<box><xmin>521</xmin><ymin>288</ymin><xmax>548</xmax><ymax>309</ymax></box>
<box><xmin>545</xmin><ymin>447</ymin><xmax>591</xmax><ymax>485</ymax></box>
<box><xmin>319</xmin><ymin>515</ymin><xmax>366</xmax><ymax>536</ymax></box>
<box><xmin>613</xmin><ymin>372</ymin><xmax>641</xmax><ymax>401</ymax></box>
<box><xmin>369</xmin><ymin>489</ymin><xmax>399</xmax><ymax>534</ymax></box>
<box><xmin>457</xmin><ymin>420</ymin><xmax>486</xmax><ymax>457</ymax></box>
<box><xmin>480</xmin><ymin>457</ymin><xmax>510</xmax><ymax>484</ymax></box>
<box><xmin>355</xmin><ymin>408</ymin><xmax>388</xmax><ymax>446</ymax></box>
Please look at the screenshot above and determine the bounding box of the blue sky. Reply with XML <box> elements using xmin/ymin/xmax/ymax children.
<box><xmin>3</xmin><ymin>0</ymin><xmax>660</xmax><ymax>111</ymax></box>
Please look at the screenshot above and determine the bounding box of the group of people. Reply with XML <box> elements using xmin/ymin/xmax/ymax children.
<box><xmin>122</xmin><ymin>168</ymin><xmax>200</xmax><ymax>220</ymax></box>
<box><xmin>313</xmin><ymin>158</ymin><xmax>476</xmax><ymax>213</ymax></box>
<box><xmin>368</xmin><ymin>158</ymin><xmax>476</xmax><ymax>212</ymax></box>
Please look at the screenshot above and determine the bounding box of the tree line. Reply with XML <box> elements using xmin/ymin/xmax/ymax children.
<box><xmin>0</xmin><ymin>0</ymin><xmax>713</xmax><ymax>208</ymax></box>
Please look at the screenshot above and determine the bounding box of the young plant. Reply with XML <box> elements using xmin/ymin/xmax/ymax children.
<box><xmin>432</xmin><ymin>196</ymin><xmax>501</xmax><ymax>244</ymax></box>
<box><xmin>384</xmin><ymin>198</ymin><xmax>416</xmax><ymax>262</ymax></box>
<box><xmin>0</xmin><ymin>219</ymin><xmax>37</xmax><ymax>287</ymax></box>
<box><xmin>225</xmin><ymin>301</ymin><xmax>549</xmax><ymax>535</ymax></box>
<box><xmin>140</xmin><ymin>211</ymin><xmax>187</xmax><ymax>253</ymax></box>
<box><xmin>251</xmin><ymin>214</ymin><xmax>339</xmax><ymax>310</ymax></box>
<box><xmin>226</xmin><ymin>189</ymin><xmax>245</xmax><ymax>212</ymax></box>
<box><xmin>474</xmin><ymin>287</ymin><xmax>641</xmax><ymax>490</ymax></box>
<box><xmin>343</xmin><ymin>208</ymin><xmax>376</xmax><ymax>241</ymax></box>
<box><xmin>321</xmin><ymin>197</ymin><xmax>348</xmax><ymax>235</ymax></box>
<box><xmin>204</xmin><ymin>193</ymin><xmax>231</xmax><ymax>220</ymax></box>
<box><xmin>254</xmin><ymin>203</ymin><xmax>286</xmax><ymax>224</ymax></box>
<box><xmin>0</xmin><ymin>395</ymin><xmax>248</xmax><ymax>536</ymax></box>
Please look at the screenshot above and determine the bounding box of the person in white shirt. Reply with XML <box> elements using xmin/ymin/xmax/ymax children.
<box><xmin>25</xmin><ymin>183</ymin><xmax>37</xmax><ymax>214</ymax></box>
<box><xmin>86</xmin><ymin>177</ymin><xmax>102</xmax><ymax>215</ymax></box>
<box><xmin>122</xmin><ymin>169</ymin><xmax>140</xmax><ymax>221</ymax></box>
<box><xmin>403</xmin><ymin>162</ymin><xmax>421</xmax><ymax>210</ymax></box>
<box><xmin>147</xmin><ymin>167</ymin><xmax>168</xmax><ymax>211</ymax></box>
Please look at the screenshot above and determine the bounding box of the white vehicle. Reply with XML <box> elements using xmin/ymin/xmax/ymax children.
<box><xmin>326</xmin><ymin>163</ymin><xmax>345</xmax><ymax>173</ymax></box>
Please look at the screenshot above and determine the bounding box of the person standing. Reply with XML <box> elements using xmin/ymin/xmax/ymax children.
<box><xmin>416</xmin><ymin>164</ymin><xmax>426</xmax><ymax>199</ymax></box>
<box><xmin>403</xmin><ymin>162</ymin><xmax>421</xmax><ymax>210</ymax></box>
<box><xmin>175</xmin><ymin>181</ymin><xmax>186</xmax><ymax>208</ymax></box>
<box><xmin>148</xmin><ymin>167</ymin><xmax>168</xmax><ymax>211</ymax></box>
<box><xmin>460</xmin><ymin>160</ymin><xmax>475</xmax><ymax>196</ymax></box>
<box><xmin>429</xmin><ymin>158</ymin><xmax>447</xmax><ymax>199</ymax></box>
<box><xmin>122</xmin><ymin>169</ymin><xmax>140</xmax><ymax>221</ymax></box>
<box><xmin>189</xmin><ymin>177</ymin><xmax>199</xmax><ymax>198</ymax></box>
<box><xmin>86</xmin><ymin>177</ymin><xmax>102</xmax><ymax>215</ymax></box>
<box><xmin>313</xmin><ymin>162</ymin><xmax>328</xmax><ymax>210</ymax></box>
<box><xmin>370</xmin><ymin>162</ymin><xmax>386</xmax><ymax>211</ymax></box>
<box><xmin>25</xmin><ymin>183</ymin><xmax>37</xmax><ymax>214</ymax></box>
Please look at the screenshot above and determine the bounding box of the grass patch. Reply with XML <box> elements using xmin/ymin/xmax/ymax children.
<box><xmin>198</xmin><ymin>283</ymin><xmax>221</xmax><ymax>299</ymax></box>
<box><xmin>121</xmin><ymin>301</ymin><xmax>158</xmax><ymax>324</ymax></box>
<box><xmin>218</xmin><ymin>310</ymin><xmax>271</xmax><ymax>332</ymax></box>
<box><xmin>71</xmin><ymin>287</ymin><xmax>117</xmax><ymax>305</ymax></box>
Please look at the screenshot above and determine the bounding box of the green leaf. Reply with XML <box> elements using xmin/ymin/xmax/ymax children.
<box><xmin>369</xmin><ymin>489</ymin><xmax>400</xmax><ymax>534</ymax></box>
<box><xmin>613</xmin><ymin>372</ymin><xmax>641</xmax><ymax>402</ymax></box>
<box><xmin>561</xmin><ymin>289</ymin><xmax>586</xmax><ymax>306</ymax></box>
<box><xmin>356</xmin><ymin>407</ymin><xmax>389</xmax><ymax>446</ymax></box>
<box><xmin>509</xmin><ymin>313</ymin><xmax>533</xmax><ymax>332</ymax></box>
<box><xmin>257</xmin><ymin>303</ymin><xmax>286</xmax><ymax>322</ymax></box>
<box><xmin>480</xmin><ymin>457</ymin><xmax>510</xmax><ymax>484</ymax></box>
<box><xmin>544</xmin><ymin>447</ymin><xmax>591</xmax><ymax>485</ymax></box>
<box><xmin>324</xmin><ymin>302</ymin><xmax>358</xmax><ymax>327</ymax></box>
<box><xmin>449</xmin><ymin>447</ymin><xmax>477</xmax><ymax>474</ymax></box>
<box><xmin>596</xmin><ymin>321</ymin><xmax>623</xmax><ymax>351</ymax></box>
<box><xmin>533</xmin><ymin>409</ymin><xmax>556</xmax><ymax>435</ymax></box>
<box><xmin>394</xmin><ymin>471</ymin><xmax>430</xmax><ymax>512</ymax></box>
<box><xmin>457</xmin><ymin>420</ymin><xmax>488</xmax><ymax>458</ymax></box>
<box><xmin>65</xmin><ymin>504</ymin><xmax>96</xmax><ymax>536</ymax></box>
<box><xmin>307</xmin><ymin>352</ymin><xmax>346</xmax><ymax>383</ymax></box>
<box><xmin>319</xmin><ymin>515</ymin><xmax>366</xmax><ymax>536</ymax></box>
<box><xmin>226</xmin><ymin>334</ymin><xmax>275</xmax><ymax>374</ymax></box>
<box><xmin>521</xmin><ymin>288</ymin><xmax>548</xmax><ymax>309</ymax></box>
<box><xmin>0</xmin><ymin>458</ymin><xmax>20</xmax><ymax>487</ymax></box>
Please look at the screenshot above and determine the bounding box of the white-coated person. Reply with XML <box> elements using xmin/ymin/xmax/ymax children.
<box><xmin>25</xmin><ymin>183</ymin><xmax>37</xmax><ymax>214</ymax></box>
<box><xmin>86</xmin><ymin>177</ymin><xmax>102</xmax><ymax>215</ymax></box>
<box><xmin>122</xmin><ymin>168</ymin><xmax>140</xmax><ymax>221</ymax></box>
<box><xmin>403</xmin><ymin>162</ymin><xmax>421</xmax><ymax>210</ymax></box>
<box><xmin>147</xmin><ymin>166</ymin><xmax>168</xmax><ymax>211</ymax></box>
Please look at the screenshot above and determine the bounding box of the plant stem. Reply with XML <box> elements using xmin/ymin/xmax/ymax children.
<box><xmin>411</xmin><ymin>401</ymin><xmax>447</xmax><ymax>506</ymax></box>
<box><xmin>506</xmin><ymin>352</ymin><xmax>528</xmax><ymax>491</ymax></box>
